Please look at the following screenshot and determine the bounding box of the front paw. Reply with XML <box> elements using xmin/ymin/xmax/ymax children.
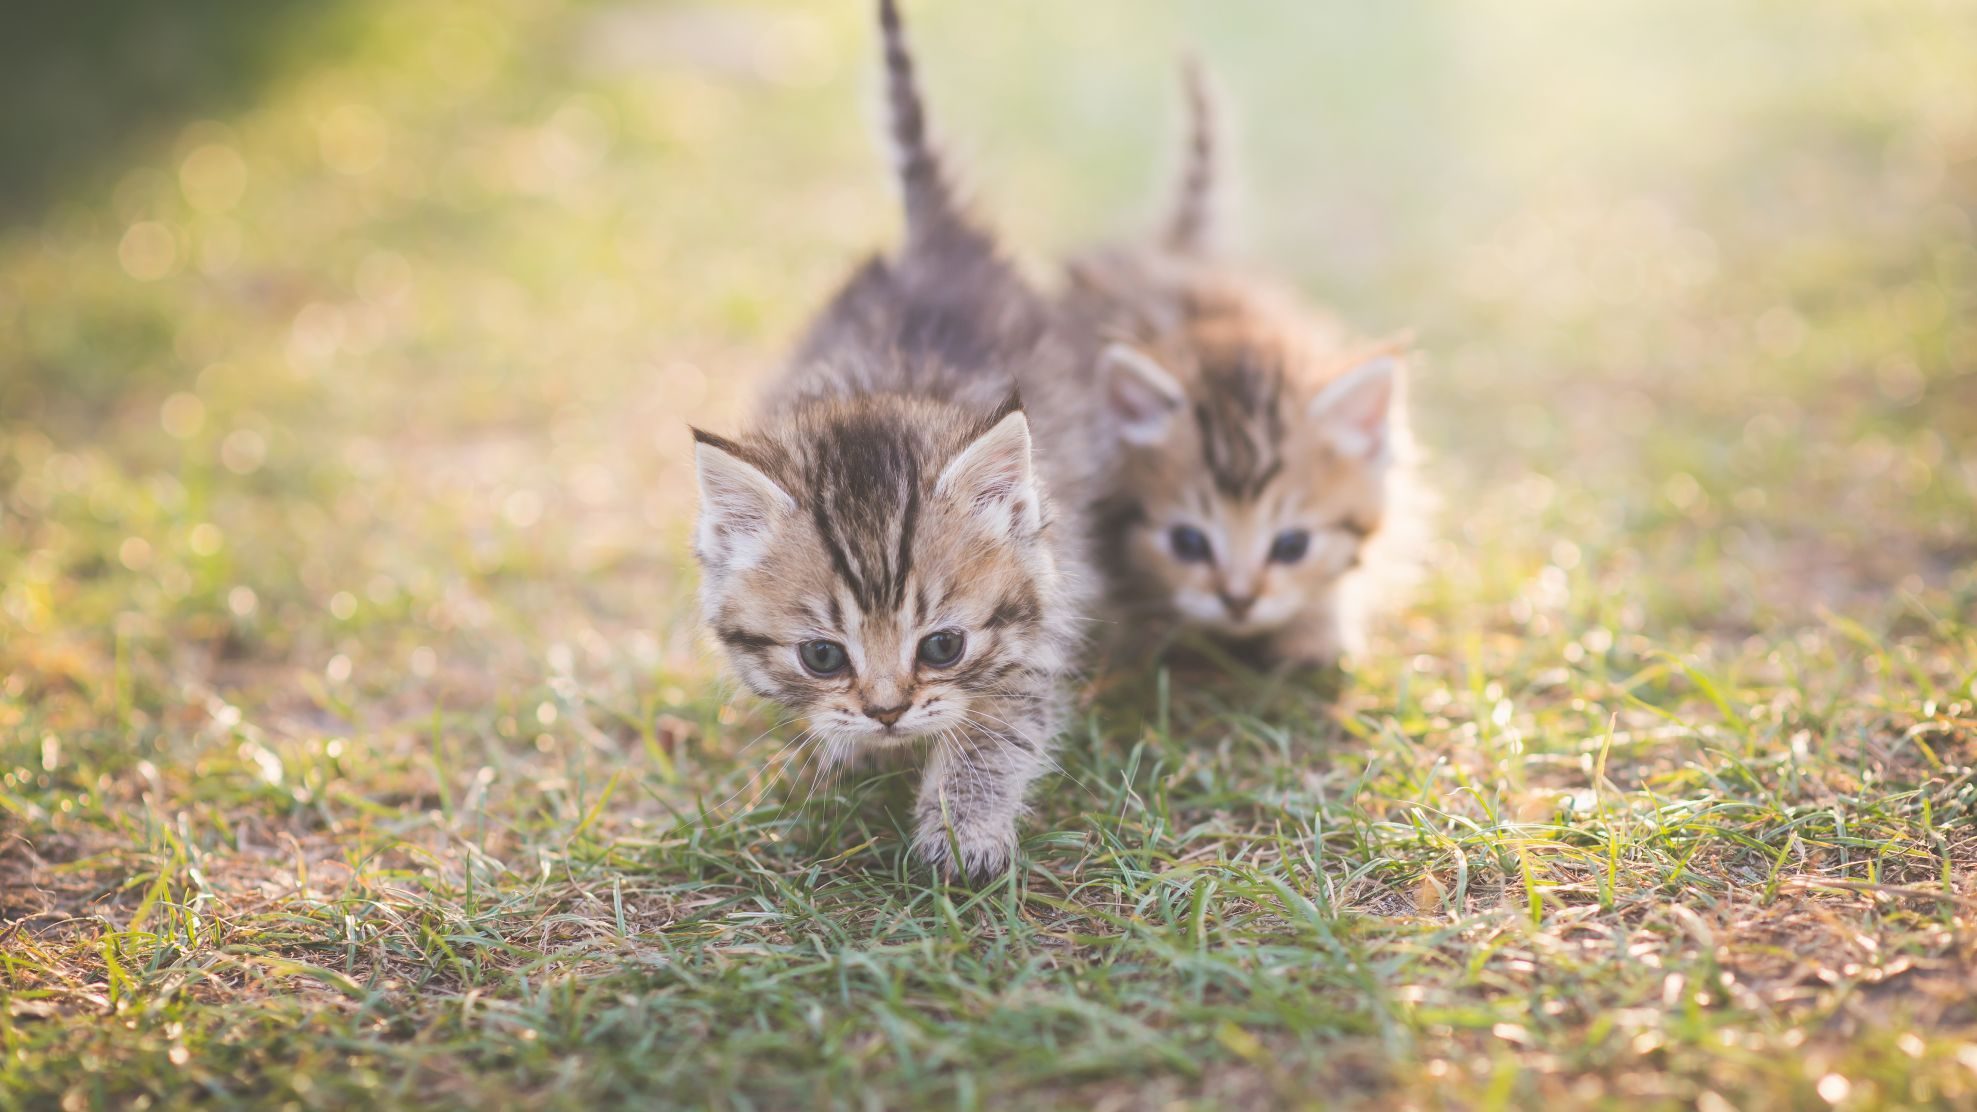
<box><xmin>912</xmin><ymin>816</ymin><xmax>1016</xmax><ymax>883</ymax></box>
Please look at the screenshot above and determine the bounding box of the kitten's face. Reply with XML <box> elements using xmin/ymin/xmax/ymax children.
<box><xmin>692</xmin><ymin>403</ymin><xmax>1060</xmax><ymax>748</ymax></box>
<box><xmin>1101</xmin><ymin>342</ymin><xmax>1398</xmax><ymax>639</ymax></box>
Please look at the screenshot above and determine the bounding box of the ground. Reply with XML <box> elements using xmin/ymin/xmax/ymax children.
<box><xmin>3</xmin><ymin>0</ymin><xmax>1976</xmax><ymax>1108</ymax></box>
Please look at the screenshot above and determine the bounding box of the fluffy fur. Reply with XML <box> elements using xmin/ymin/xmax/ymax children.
<box><xmin>690</xmin><ymin>0</ymin><xmax>1096</xmax><ymax>880</ymax></box>
<box><xmin>1059</xmin><ymin>65</ymin><xmax>1422</xmax><ymax>667</ymax></box>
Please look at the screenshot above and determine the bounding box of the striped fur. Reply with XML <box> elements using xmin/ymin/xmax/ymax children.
<box><xmin>1166</xmin><ymin>58</ymin><xmax>1219</xmax><ymax>254</ymax></box>
<box><xmin>690</xmin><ymin>1</ymin><xmax>1103</xmax><ymax>880</ymax></box>
<box><xmin>878</xmin><ymin>0</ymin><xmax>991</xmax><ymax>265</ymax></box>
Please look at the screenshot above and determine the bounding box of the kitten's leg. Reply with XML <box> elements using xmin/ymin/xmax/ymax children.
<box><xmin>913</xmin><ymin>712</ymin><xmax>1053</xmax><ymax>881</ymax></box>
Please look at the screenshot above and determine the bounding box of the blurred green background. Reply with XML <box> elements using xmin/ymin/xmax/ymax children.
<box><xmin>3</xmin><ymin>1</ymin><xmax>1975</xmax><ymax>1106</ymax></box>
<box><xmin>3</xmin><ymin>0</ymin><xmax>1971</xmax><ymax>663</ymax></box>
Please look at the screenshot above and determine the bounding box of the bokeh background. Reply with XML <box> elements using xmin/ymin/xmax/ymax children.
<box><xmin>5</xmin><ymin>0</ymin><xmax>1972</xmax><ymax>684</ymax></box>
<box><xmin>3</xmin><ymin>0</ymin><xmax>1975</xmax><ymax>1106</ymax></box>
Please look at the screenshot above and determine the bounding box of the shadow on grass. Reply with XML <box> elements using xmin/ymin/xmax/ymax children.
<box><xmin>0</xmin><ymin>0</ymin><xmax>348</xmax><ymax>225</ymax></box>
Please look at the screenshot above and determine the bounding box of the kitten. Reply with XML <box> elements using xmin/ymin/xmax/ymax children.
<box><xmin>1060</xmin><ymin>64</ymin><xmax>1420</xmax><ymax>668</ymax></box>
<box><xmin>690</xmin><ymin>0</ymin><xmax>1095</xmax><ymax>880</ymax></box>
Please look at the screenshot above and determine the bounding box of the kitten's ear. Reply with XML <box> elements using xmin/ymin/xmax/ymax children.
<box><xmin>692</xmin><ymin>430</ymin><xmax>795</xmax><ymax>570</ymax></box>
<box><xmin>1308</xmin><ymin>355</ymin><xmax>1401</xmax><ymax>463</ymax></box>
<box><xmin>936</xmin><ymin>408</ymin><xmax>1041</xmax><ymax>538</ymax></box>
<box><xmin>1099</xmin><ymin>342</ymin><xmax>1185</xmax><ymax>445</ymax></box>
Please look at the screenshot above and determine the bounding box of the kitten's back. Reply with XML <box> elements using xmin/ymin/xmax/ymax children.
<box><xmin>768</xmin><ymin>0</ymin><xmax>1107</xmax><ymax>522</ymax></box>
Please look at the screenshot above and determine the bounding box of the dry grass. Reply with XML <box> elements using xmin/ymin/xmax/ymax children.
<box><xmin>3</xmin><ymin>0</ymin><xmax>1976</xmax><ymax>1108</ymax></box>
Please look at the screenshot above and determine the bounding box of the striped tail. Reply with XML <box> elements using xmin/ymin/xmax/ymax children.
<box><xmin>877</xmin><ymin>0</ymin><xmax>983</xmax><ymax>260</ymax></box>
<box><xmin>1165</xmin><ymin>57</ymin><xmax>1219</xmax><ymax>254</ymax></box>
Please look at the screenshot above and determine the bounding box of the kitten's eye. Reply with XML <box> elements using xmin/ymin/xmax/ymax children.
<box><xmin>1169</xmin><ymin>525</ymin><xmax>1212</xmax><ymax>563</ymax></box>
<box><xmin>1269</xmin><ymin>529</ymin><xmax>1312</xmax><ymax>564</ymax></box>
<box><xmin>917</xmin><ymin>629</ymin><xmax>965</xmax><ymax>668</ymax></box>
<box><xmin>797</xmin><ymin>639</ymin><xmax>849</xmax><ymax>677</ymax></box>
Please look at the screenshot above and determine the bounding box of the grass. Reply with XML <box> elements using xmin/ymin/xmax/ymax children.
<box><xmin>4</xmin><ymin>0</ymin><xmax>1976</xmax><ymax>1107</ymax></box>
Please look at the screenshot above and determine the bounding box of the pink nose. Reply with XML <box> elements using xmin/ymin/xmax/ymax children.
<box><xmin>1220</xmin><ymin>592</ymin><xmax>1256</xmax><ymax>620</ymax></box>
<box><xmin>865</xmin><ymin>703</ymin><xmax>908</xmax><ymax>726</ymax></box>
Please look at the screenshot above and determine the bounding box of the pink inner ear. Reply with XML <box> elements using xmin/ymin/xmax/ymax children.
<box><xmin>1312</xmin><ymin>358</ymin><xmax>1398</xmax><ymax>460</ymax></box>
<box><xmin>1101</xmin><ymin>344</ymin><xmax>1183</xmax><ymax>442</ymax></box>
<box><xmin>1109</xmin><ymin>373</ymin><xmax>1169</xmax><ymax>426</ymax></box>
<box><xmin>1339</xmin><ymin>378</ymin><xmax>1391</xmax><ymax>437</ymax></box>
<box><xmin>960</xmin><ymin>458</ymin><xmax>1026</xmax><ymax>512</ymax></box>
<box><xmin>937</xmin><ymin>411</ymin><xmax>1041</xmax><ymax>534</ymax></box>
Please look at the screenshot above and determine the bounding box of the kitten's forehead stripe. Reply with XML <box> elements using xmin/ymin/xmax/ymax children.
<box><xmin>1193</xmin><ymin>360</ymin><xmax>1286</xmax><ymax>502</ymax></box>
<box><xmin>893</xmin><ymin>478</ymin><xmax>920</xmax><ymax>611</ymax></box>
<box><xmin>808</xmin><ymin>413</ymin><xmax>925</xmax><ymax>614</ymax></box>
<box><xmin>810</xmin><ymin>496</ymin><xmax>864</xmax><ymax>612</ymax></box>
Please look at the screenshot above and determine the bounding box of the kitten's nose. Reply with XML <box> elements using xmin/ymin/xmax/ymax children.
<box><xmin>1220</xmin><ymin>592</ymin><xmax>1256</xmax><ymax>620</ymax></box>
<box><xmin>864</xmin><ymin>703</ymin><xmax>910</xmax><ymax>727</ymax></box>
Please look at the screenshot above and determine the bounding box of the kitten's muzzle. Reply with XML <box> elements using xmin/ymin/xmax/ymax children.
<box><xmin>864</xmin><ymin>702</ymin><xmax>910</xmax><ymax>727</ymax></box>
<box><xmin>1218</xmin><ymin>591</ymin><xmax>1257</xmax><ymax>621</ymax></box>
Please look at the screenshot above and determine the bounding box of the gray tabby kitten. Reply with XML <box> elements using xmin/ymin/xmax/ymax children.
<box><xmin>690</xmin><ymin>0</ymin><xmax>1095</xmax><ymax>880</ymax></box>
<box><xmin>1060</xmin><ymin>64</ymin><xmax>1420</xmax><ymax>668</ymax></box>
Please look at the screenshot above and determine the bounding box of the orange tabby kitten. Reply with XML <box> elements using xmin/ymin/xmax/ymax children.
<box><xmin>1060</xmin><ymin>65</ymin><xmax>1421</xmax><ymax>668</ymax></box>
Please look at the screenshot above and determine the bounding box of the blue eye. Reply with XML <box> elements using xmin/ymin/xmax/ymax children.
<box><xmin>798</xmin><ymin>639</ymin><xmax>849</xmax><ymax>676</ymax></box>
<box><xmin>1269</xmin><ymin>529</ymin><xmax>1311</xmax><ymax>563</ymax></box>
<box><xmin>1169</xmin><ymin>525</ymin><xmax>1212</xmax><ymax>563</ymax></box>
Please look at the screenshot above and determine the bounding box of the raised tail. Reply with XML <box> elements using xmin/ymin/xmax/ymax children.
<box><xmin>1164</xmin><ymin>57</ymin><xmax>1220</xmax><ymax>254</ymax></box>
<box><xmin>877</xmin><ymin>0</ymin><xmax>984</xmax><ymax>260</ymax></box>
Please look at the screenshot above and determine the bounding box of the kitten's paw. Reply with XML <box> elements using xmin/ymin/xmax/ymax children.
<box><xmin>912</xmin><ymin>820</ymin><xmax>1016</xmax><ymax>884</ymax></box>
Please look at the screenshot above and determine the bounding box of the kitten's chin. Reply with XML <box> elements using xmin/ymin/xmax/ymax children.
<box><xmin>1173</xmin><ymin>591</ymin><xmax>1227</xmax><ymax>628</ymax></box>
